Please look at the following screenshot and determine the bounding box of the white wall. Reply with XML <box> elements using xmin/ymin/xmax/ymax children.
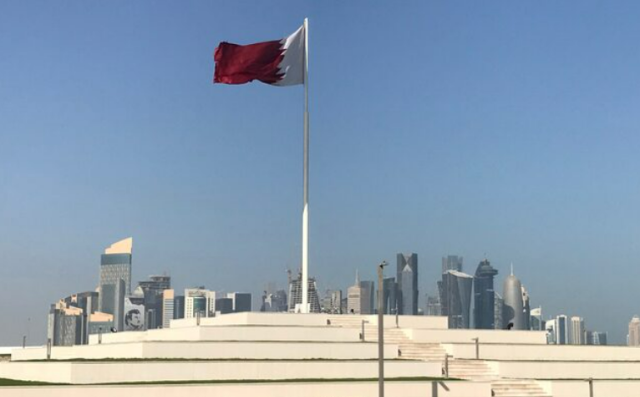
<box><xmin>494</xmin><ymin>360</ymin><xmax>640</xmax><ymax>379</ymax></box>
<box><xmin>0</xmin><ymin>380</ymin><xmax>490</xmax><ymax>397</ymax></box>
<box><xmin>549</xmin><ymin>380</ymin><xmax>640</xmax><ymax>397</ymax></box>
<box><xmin>446</xmin><ymin>343</ymin><xmax>640</xmax><ymax>361</ymax></box>
<box><xmin>88</xmin><ymin>326</ymin><xmax>361</xmax><ymax>345</ymax></box>
<box><xmin>170</xmin><ymin>312</ymin><xmax>449</xmax><ymax>330</ymax></box>
<box><xmin>408</xmin><ymin>329</ymin><xmax>547</xmax><ymax>344</ymax></box>
<box><xmin>12</xmin><ymin>341</ymin><xmax>399</xmax><ymax>361</ymax></box>
<box><xmin>0</xmin><ymin>360</ymin><xmax>440</xmax><ymax>385</ymax></box>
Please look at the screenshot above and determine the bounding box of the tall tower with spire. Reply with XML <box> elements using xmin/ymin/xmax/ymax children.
<box><xmin>503</xmin><ymin>264</ymin><xmax>525</xmax><ymax>330</ymax></box>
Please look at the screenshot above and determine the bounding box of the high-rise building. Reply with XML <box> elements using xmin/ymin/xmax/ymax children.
<box><xmin>185</xmin><ymin>288</ymin><xmax>216</xmax><ymax>318</ymax></box>
<box><xmin>215</xmin><ymin>298</ymin><xmax>233</xmax><ymax>314</ymax></box>
<box><xmin>530</xmin><ymin>307</ymin><xmax>544</xmax><ymax>331</ymax></box>
<box><xmin>590</xmin><ymin>331</ymin><xmax>607</xmax><ymax>346</ymax></box>
<box><xmin>494</xmin><ymin>292</ymin><xmax>504</xmax><ymax>329</ymax></box>
<box><xmin>545</xmin><ymin>319</ymin><xmax>556</xmax><ymax>344</ymax></box>
<box><xmin>174</xmin><ymin>295</ymin><xmax>185</xmax><ymax>319</ymax></box>
<box><xmin>503</xmin><ymin>266</ymin><xmax>525</xmax><ymax>330</ymax></box>
<box><xmin>439</xmin><ymin>270</ymin><xmax>473</xmax><ymax>329</ymax></box>
<box><xmin>556</xmin><ymin>315</ymin><xmax>569</xmax><ymax>345</ymax></box>
<box><xmin>473</xmin><ymin>259</ymin><xmax>498</xmax><ymax>329</ymax></box>
<box><xmin>442</xmin><ymin>255</ymin><xmax>463</xmax><ymax>274</ymax></box>
<box><xmin>397</xmin><ymin>253</ymin><xmax>418</xmax><ymax>315</ymax></box>
<box><xmin>629</xmin><ymin>316</ymin><xmax>640</xmax><ymax>346</ymax></box>
<box><xmin>360</xmin><ymin>280</ymin><xmax>375</xmax><ymax>315</ymax></box>
<box><xmin>262</xmin><ymin>290</ymin><xmax>288</xmax><ymax>312</ymax></box>
<box><xmin>347</xmin><ymin>271</ymin><xmax>363</xmax><ymax>314</ymax></box>
<box><xmin>47</xmin><ymin>300</ymin><xmax>84</xmax><ymax>346</ymax></box>
<box><xmin>321</xmin><ymin>290</ymin><xmax>342</xmax><ymax>314</ymax></box>
<box><xmin>425</xmin><ymin>294</ymin><xmax>441</xmax><ymax>316</ymax></box>
<box><xmin>227</xmin><ymin>292</ymin><xmax>252</xmax><ymax>312</ymax></box>
<box><xmin>162</xmin><ymin>289</ymin><xmax>174</xmax><ymax>329</ymax></box>
<box><xmin>99</xmin><ymin>238</ymin><xmax>132</xmax><ymax>331</ymax></box>
<box><xmin>570</xmin><ymin>316</ymin><xmax>585</xmax><ymax>345</ymax></box>
<box><xmin>381</xmin><ymin>278</ymin><xmax>397</xmax><ymax>314</ymax></box>
<box><xmin>287</xmin><ymin>272</ymin><xmax>321</xmax><ymax>313</ymax></box>
<box><xmin>522</xmin><ymin>285</ymin><xmax>531</xmax><ymax>330</ymax></box>
<box><xmin>138</xmin><ymin>275</ymin><xmax>171</xmax><ymax>329</ymax></box>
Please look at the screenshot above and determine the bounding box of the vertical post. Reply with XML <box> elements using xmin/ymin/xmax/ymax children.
<box><xmin>444</xmin><ymin>354</ymin><xmax>450</xmax><ymax>378</ymax></box>
<box><xmin>22</xmin><ymin>336</ymin><xmax>26</xmax><ymax>349</ymax></box>
<box><xmin>472</xmin><ymin>337</ymin><xmax>479</xmax><ymax>359</ymax></box>
<box><xmin>301</xmin><ymin>17</ymin><xmax>310</xmax><ymax>314</ymax></box>
<box><xmin>98</xmin><ymin>327</ymin><xmax>102</xmax><ymax>344</ymax></box>
<box><xmin>588</xmin><ymin>378</ymin><xmax>594</xmax><ymax>397</ymax></box>
<box><xmin>378</xmin><ymin>261</ymin><xmax>387</xmax><ymax>397</ymax></box>
<box><xmin>46</xmin><ymin>339</ymin><xmax>52</xmax><ymax>360</ymax></box>
<box><xmin>361</xmin><ymin>320</ymin><xmax>366</xmax><ymax>342</ymax></box>
<box><xmin>197</xmin><ymin>311</ymin><xmax>201</xmax><ymax>326</ymax></box>
<box><xmin>395</xmin><ymin>302</ymin><xmax>399</xmax><ymax>328</ymax></box>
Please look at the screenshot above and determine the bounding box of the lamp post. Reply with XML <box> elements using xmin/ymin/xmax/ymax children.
<box><xmin>377</xmin><ymin>261</ymin><xmax>388</xmax><ymax>397</ymax></box>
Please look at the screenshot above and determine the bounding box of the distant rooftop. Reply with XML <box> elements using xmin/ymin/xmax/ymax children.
<box><xmin>105</xmin><ymin>237</ymin><xmax>133</xmax><ymax>255</ymax></box>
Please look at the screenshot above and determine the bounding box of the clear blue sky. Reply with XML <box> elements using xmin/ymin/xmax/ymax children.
<box><xmin>1</xmin><ymin>1</ymin><xmax>640</xmax><ymax>345</ymax></box>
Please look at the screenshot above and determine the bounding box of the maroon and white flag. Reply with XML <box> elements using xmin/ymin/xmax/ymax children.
<box><xmin>214</xmin><ymin>25</ymin><xmax>305</xmax><ymax>86</ymax></box>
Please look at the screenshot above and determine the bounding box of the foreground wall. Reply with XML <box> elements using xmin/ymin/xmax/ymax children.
<box><xmin>12</xmin><ymin>341</ymin><xmax>398</xmax><ymax>361</ymax></box>
<box><xmin>87</xmin><ymin>325</ymin><xmax>361</xmax><ymax>345</ymax></box>
<box><xmin>447</xmin><ymin>343</ymin><xmax>640</xmax><ymax>361</ymax></box>
<box><xmin>0</xmin><ymin>360</ymin><xmax>439</xmax><ymax>384</ymax></box>
<box><xmin>170</xmin><ymin>312</ymin><xmax>449</xmax><ymax>330</ymax></box>
<box><xmin>408</xmin><ymin>329</ymin><xmax>547</xmax><ymax>345</ymax></box>
<box><xmin>545</xmin><ymin>380</ymin><xmax>640</xmax><ymax>397</ymax></box>
<box><xmin>493</xmin><ymin>360</ymin><xmax>640</xmax><ymax>379</ymax></box>
<box><xmin>0</xmin><ymin>381</ymin><xmax>490</xmax><ymax>397</ymax></box>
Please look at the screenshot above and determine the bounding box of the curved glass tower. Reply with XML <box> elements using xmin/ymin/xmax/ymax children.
<box><xmin>473</xmin><ymin>259</ymin><xmax>498</xmax><ymax>329</ymax></box>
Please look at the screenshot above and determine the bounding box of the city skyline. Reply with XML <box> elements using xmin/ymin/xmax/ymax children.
<box><xmin>3</xmin><ymin>1</ymin><xmax>640</xmax><ymax>346</ymax></box>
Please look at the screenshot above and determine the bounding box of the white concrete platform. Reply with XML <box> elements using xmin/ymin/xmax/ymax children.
<box><xmin>0</xmin><ymin>380</ymin><xmax>490</xmax><ymax>397</ymax></box>
<box><xmin>170</xmin><ymin>312</ymin><xmax>449</xmax><ymax>330</ymax></box>
<box><xmin>11</xmin><ymin>341</ymin><xmax>399</xmax><ymax>361</ymax></box>
<box><xmin>87</xmin><ymin>325</ymin><xmax>361</xmax><ymax>345</ymax></box>
<box><xmin>0</xmin><ymin>360</ymin><xmax>440</xmax><ymax>385</ymax></box>
<box><xmin>407</xmin><ymin>329</ymin><xmax>548</xmax><ymax>344</ymax></box>
<box><xmin>446</xmin><ymin>342</ymin><xmax>640</xmax><ymax>361</ymax></box>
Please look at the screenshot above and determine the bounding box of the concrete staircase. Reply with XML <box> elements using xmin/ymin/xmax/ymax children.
<box><xmin>397</xmin><ymin>343</ymin><xmax>447</xmax><ymax>361</ymax></box>
<box><xmin>446</xmin><ymin>359</ymin><xmax>499</xmax><ymax>381</ymax></box>
<box><xmin>491</xmin><ymin>379</ymin><xmax>551</xmax><ymax>397</ymax></box>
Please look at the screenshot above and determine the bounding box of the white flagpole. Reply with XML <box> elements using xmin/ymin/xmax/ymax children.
<box><xmin>301</xmin><ymin>18</ymin><xmax>310</xmax><ymax>314</ymax></box>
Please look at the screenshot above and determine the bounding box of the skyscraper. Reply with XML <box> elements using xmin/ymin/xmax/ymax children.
<box><xmin>359</xmin><ymin>280</ymin><xmax>375</xmax><ymax>315</ymax></box>
<box><xmin>227</xmin><ymin>292</ymin><xmax>252</xmax><ymax>312</ymax></box>
<box><xmin>494</xmin><ymin>292</ymin><xmax>504</xmax><ymax>329</ymax></box>
<box><xmin>530</xmin><ymin>307</ymin><xmax>544</xmax><ymax>331</ymax></box>
<box><xmin>442</xmin><ymin>255</ymin><xmax>463</xmax><ymax>273</ymax></box>
<box><xmin>556</xmin><ymin>315</ymin><xmax>569</xmax><ymax>345</ymax></box>
<box><xmin>138</xmin><ymin>275</ymin><xmax>171</xmax><ymax>329</ymax></box>
<box><xmin>381</xmin><ymin>277</ymin><xmax>397</xmax><ymax>314</ymax></box>
<box><xmin>473</xmin><ymin>259</ymin><xmax>498</xmax><ymax>329</ymax></box>
<box><xmin>47</xmin><ymin>300</ymin><xmax>84</xmax><ymax>346</ymax></box>
<box><xmin>162</xmin><ymin>289</ymin><xmax>174</xmax><ymax>329</ymax></box>
<box><xmin>184</xmin><ymin>287</ymin><xmax>216</xmax><ymax>318</ymax></box>
<box><xmin>347</xmin><ymin>271</ymin><xmax>363</xmax><ymax>314</ymax></box>
<box><xmin>262</xmin><ymin>290</ymin><xmax>288</xmax><ymax>312</ymax></box>
<box><xmin>397</xmin><ymin>253</ymin><xmax>418</xmax><ymax>315</ymax></box>
<box><xmin>425</xmin><ymin>294</ymin><xmax>441</xmax><ymax>316</ymax></box>
<box><xmin>628</xmin><ymin>316</ymin><xmax>640</xmax><ymax>346</ymax></box>
<box><xmin>321</xmin><ymin>290</ymin><xmax>342</xmax><ymax>314</ymax></box>
<box><xmin>287</xmin><ymin>272</ymin><xmax>320</xmax><ymax>313</ymax></box>
<box><xmin>570</xmin><ymin>316</ymin><xmax>585</xmax><ymax>345</ymax></box>
<box><xmin>503</xmin><ymin>266</ymin><xmax>525</xmax><ymax>330</ymax></box>
<box><xmin>439</xmin><ymin>270</ymin><xmax>473</xmax><ymax>329</ymax></box>
<box><xmin>522</xmin><ymin>285</ymin><xmax>531</xmax><ymax>330</ymax></box>
<box><xmin>99</xmin><ymin>238</ymin><xmax>133</xmax><ymax>330</ymax></box>
<box><xmin>173</xmin><ymin>295</ymin><xmax>185</xmax><ymax>319</ymax></box>
<box><xmin>400</xmin><ymin>264</ymin><xmax>415</xmax><ymax>315</ymax></box>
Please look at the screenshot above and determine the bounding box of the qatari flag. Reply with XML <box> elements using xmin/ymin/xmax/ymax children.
<box><xmin>214</xmin><ymin>25</ymin><xmax>305</xmax><ymax>86</ymax></box>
